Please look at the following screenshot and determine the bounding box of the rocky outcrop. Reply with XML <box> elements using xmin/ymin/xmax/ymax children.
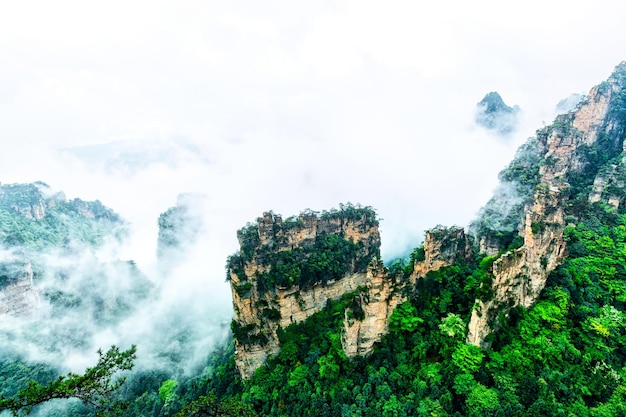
<box><xmin>468</xmin><ymin>64</ymin><xmax>626</xmax><ymax>347</ymax></box>
<box><xmin>341</xmin><ymin>260</ymin><xmax>398</xmax><ymax>357</ymax></box>
<box><xmin>228</xmin><ymin>206</ymin><xmax>382</xmax><ymax>379</ymax></box>
<box><xmin>588</xmin><ymin>144</ymin><xmax>626</xmax><ymax>210</ymax></box>
<box><xmin>0</xmin><ymin>182</ymin><xmax>65</xmax><ymax>221</ymax></box>
<box><xmin>412</xmin><ymin>226</ymin><xmax>473</xmax><ymax>280</ymax></box>
<box><xmin>228</xmin><ymin>206</ymin><xmax>479</xmax><ymax>379</ymax></box>
<box><xmin>341</xmin><ymin>226</ymin><xmax>473</xmax><ymax>358</ymax></box>
<box><xmin>0</xmin><ymin>262</ymin><xmax>40</xmax><ymax>315</ymax></box>
<box><xmin>475</xmin><ymin>91</ymin><xmax>521</xmax><ymax>135</ymax></box>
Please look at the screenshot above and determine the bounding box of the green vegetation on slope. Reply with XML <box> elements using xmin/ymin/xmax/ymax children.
<box><xmin>0</xmin><ymin>183</ymin><xmax>124</xmax><ymax>252</ymax></box>
<box><xmin>227</xmin><ymin>204</ymin><xmax>378</xmax><ymax>294</ymax></box>
<box><xmin>195</xmin><ymin>203</ymin><xmax>626</xmax><ymax>417</ymax></box>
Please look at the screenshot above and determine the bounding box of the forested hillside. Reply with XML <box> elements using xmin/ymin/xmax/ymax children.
<box><xmin>202</xmin><ymin>203</ymin><xmax>626</xmax><ymax>416</ymax></box>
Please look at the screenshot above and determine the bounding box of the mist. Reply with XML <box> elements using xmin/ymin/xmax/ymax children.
<box><xmin>1</xmin><ymin>0</ymin><xmax>626</xmax><ymax>391</ymax></box>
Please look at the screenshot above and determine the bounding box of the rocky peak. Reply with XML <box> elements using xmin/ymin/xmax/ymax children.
<box><xmin>475</xmin><ymin>91</ymin><xmax>521</xmax><ymax>135</ymax></box>
<box><xmin>228</xmin><ymin>204</ymin><xmax>381</xmax><ymax>379</ymax></box>
<box><xmin>0</xmin><ymin>182</ymin><xmax>63</xmax><ymax>220</ymax></box>
<box><xmin>411</xmin><ymin>226</ymin><xmax>473</xmax><ymax>280</ymax></box>
<box><xmin>468</xmin><ymin>62</ymin><xmax>626</xmax><ymax>346</ymax></box>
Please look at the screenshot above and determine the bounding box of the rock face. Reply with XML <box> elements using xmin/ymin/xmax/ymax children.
<box><xmin>588</xmin><ymin>149</ymin><xmax>626</xmax><ymax>210</ymax></box>
<box><xmin>228</xmin><ymin>206</ymin><xmax>381</xmax><ymax>379</ymax></box>
<box><xmin>0</xmin><ymin>262</ymin><xmax>40</xmax><ymax>315</ymax></box>
<box><xmin>412</xmin><ymin>226</ymin><xmax>473</xmax><ymax>279</ymax></box>
<box><xmin>468</xmin><ymin>63</ymin><xmax>626</xmax><ymax>346</ymax></box>
<box><xmin>341</xmin><ymin>260</ymin><xmax>398</xmax><ymax>357</ymax></box>
<box><xmin>228</xmin><ymin>208</ymin><xmax>475</xmax><ymax>378</ymax></box>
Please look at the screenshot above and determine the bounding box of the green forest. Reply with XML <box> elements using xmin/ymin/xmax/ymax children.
<box><xmin>4</xmin><ymin>202</ymin><xmax>626</xmax><ymax>416</ymax></box>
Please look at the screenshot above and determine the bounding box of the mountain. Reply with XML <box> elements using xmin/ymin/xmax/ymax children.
<box><xmin>0</xmin><ymin>182</ymin><xmax>130</xmax><ymax>316</ymax></box>
<box><xmin>475</xmin><ymin>91</ymin><xmax>521</xmax><ymax>135</ymax></box>
<box><xmin>0</xmin><ymin>181</ymin><xmax>124</xmax><ymax>251</ymax></box>
<box><xmin>208</xmin><ymin>62</ymin><xmax>626</xmax><ymax>415</ymax></box>
<box><xmin>5</xmin><ymin>63</ymin><xmax>626</xmax><ymax>416</ymax></box>
<box><xmin>157</xmin><ymin>193</ymin><xmax>208</xmax><ymax>268</ymax></box>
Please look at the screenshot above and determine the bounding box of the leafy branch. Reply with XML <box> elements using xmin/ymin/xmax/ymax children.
<box><xmin>0</xmin><ymin>345</ymin><xmax>136</xmax><ymax>416</ymax></box>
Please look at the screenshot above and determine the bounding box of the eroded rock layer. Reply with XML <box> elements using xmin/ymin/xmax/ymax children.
<box><xmin>228</xmin><ymin>206</ymin><xmax>381</xmax><ymax>379</ymax></box>
<box><xmin>468</xmin><ymin>63</ymin><xmax>626</xmax><ymax>346</ymax></box>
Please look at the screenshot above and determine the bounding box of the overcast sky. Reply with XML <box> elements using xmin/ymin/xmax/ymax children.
<box><xmin>1</xmin><ymin>0</ymin><xmax>626</xmax><ymax>282</ymax></box>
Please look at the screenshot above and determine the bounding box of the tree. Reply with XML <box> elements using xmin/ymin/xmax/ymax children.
<box><xmin>174</xmin><ymin>393</ymin><xmax>257</xmax><ymax>417</ymax></box>
<box><xmin>439</xmin><ymin>313</ymin><xmax>465</xmax><ymax>338</ymax></box>
<box><xmin>0</xmin><ymin>345</ymin><xmax>136</xmax><ymax>417</ymax></box>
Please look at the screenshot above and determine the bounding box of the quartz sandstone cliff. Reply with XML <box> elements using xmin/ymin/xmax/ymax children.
<box><xmin>468</xmin><ymin>64</ymin><xmax>626</xmax><ymax>346</ymax></box>
<box><xmin>228</xmin><ymin>209</ymin><xmax>472</xmax><ymax>379</ymax></box>
<box><xmin>0</xmin><ymin>262</ymin><xmax>39</xmax><ymax>315</ymax></box>
<box><xmin>228</xmin><ymin>208</ymin><xmax>381</xmax><ymax>379</ymax></box>
<box><xmin>342</xmin><ymin>226</ymin><xmax>473</xmax><ymax>357</ymax></box>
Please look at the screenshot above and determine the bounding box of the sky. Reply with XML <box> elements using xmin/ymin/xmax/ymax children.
<box><xmin>1</xmin><ymin>0</ymin><xmax>626</xmax><ymax>370</ymax></box>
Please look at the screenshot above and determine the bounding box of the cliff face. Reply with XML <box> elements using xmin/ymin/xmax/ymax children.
<box><xmin>341</xmin><ymin>260</ymin><xmax>397</xmax><ymax>357</ymax></box>
<box><xmin>468</xmin><ymin>63</ymin><xmax>626</xmax><ymax>346</ymax></box>
<box><xmin>0</xmin><ymin>262</ymin><xmax>40</xmax><ymax>315</ymax></box>
<box><xmin>228</xmin><ymin>207</ymin><xmax>381</xmax><ymax>379</ymax></box>
<box><xmin>412</xmin><ymin>226</ymin><xmax>473</xmax><ymax>279</ymax></box>
<box><xmin>228</xmin><ymin>208</ymin><xmax>474</xmax><ymax>378</ymax></box>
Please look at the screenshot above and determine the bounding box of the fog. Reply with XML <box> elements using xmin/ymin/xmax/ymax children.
<box><xmin>0</xmin><ymin>0</ymin><xmax>626</xmax><ymax>377</ymax></box>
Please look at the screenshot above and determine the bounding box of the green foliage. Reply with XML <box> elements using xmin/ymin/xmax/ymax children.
<box><xmin>451</xmin><ymin>344</ymin><xmax>484</xmax><ymax>374</ymax></box>
<box><xmin>0</xmin><ymin>183</ymin><xmax>124</xmax><ymax>252</ymax></box>
<box><xmin>389</xmin><ymin>302</ymin><xmax>423</xmax><ymax>333</ymax></box>
<box><xmin>174</xmin><ymin>392</ymin><xmax>257</xmax><ymax>417</ymax></box>
<box><xmin>199</xmin><ymin>201</ymin><xmax>626</xmax><ymax>416</ymax></box>
<box><xmin>346</xmin><ymin>293</ymin><xmax>366</xmax><ymax>321</ymax></box>
<box><xmin>466</xmin><ymin>384</ymin><xmax>500</xmax><ymax>417</ymax></box>
<box><xmin>319</xmin><ymin>203</ymin><xmax>378</xmax><ymax>228</ymax></box>
<box><xmin>255</xmin><ymin>234</ymin><xmax>365</xmax><ymax>293</ymax></box>
<box><xmin>227</xmin><ymin>204</ymin><xmax>379</xmax><ymax>288</ymax></box>
<box><xmin>225</xmin><ymin>254</ymin><xmax>245</xmax><ymax>282</ymax></box>
<box><xmin>261</xmin><ymin>308</ymin><xmax>281</xmax><ymax>321</ymax></box>
<box><xmin>0</xmin><ymin>345</ymin><xmax>136</xmax><ymax>416</ymax></box>
<box><xmin>438</xmin><ymin>313</ymin><xmax>465</xmax><ymax>339</ymax></box>
<box><xmin>236</xmin><ymin>223</ymin><xmax>261</xmax><ymax>262</ymax></box>
<box><xmin>233</xmin><ymin>281</ymin><xmax>252</xmax><ymax>296</ymax></box>
<box><xmin>230</xmin><ymin>321</ymin><xmax>267</xmax><ymax>346</ymax></box>
<box><xmin>531</xmin><ymin>221</ymin><xmax>544</xmax><ymax>234</ymax></box>
<box><xmin>158</xmin><ymin>379</ymin><xmax>179</xmax><ymax>403</ymax></box>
